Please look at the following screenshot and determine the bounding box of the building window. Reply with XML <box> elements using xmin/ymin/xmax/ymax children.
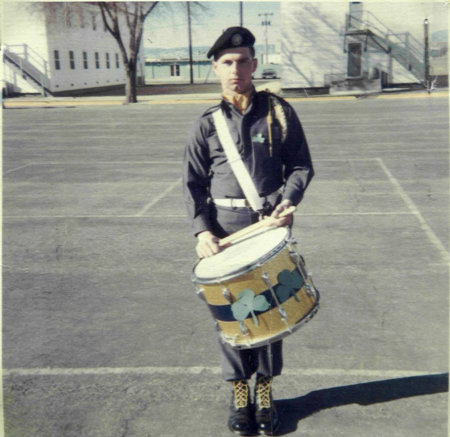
<box><xmin>92</xmin><ymin>14</ymin><xmax>97</xmax><ymax>31</ymax></box>
<box><xmin>95</xmin><ymin>52</ymin><xmax>100</xmax><ymax>69</ymax></box>
<box><xmin>106</xmin><ymin>53</ymin><xmax>110</xmax><ymax>69</ymax></box>
<box><xmin>115</xmin><ymin>53</ymin><xmax>120</xmax><ymax>68</ymax></box>
<box><xmin>170</xmin><ymin>64</ymin><xmax>180</xmax><ymax>76</ymax></box>
<box><xmin>83</xmin><ymin>51</ymin><xmax>88</xmax><ymax>69</ymax></box>
<box><xmin>54</xmin><ymin>50</ymin><xmax>60</xmax><ymax>70</ymax></box>
<box><xmin>69</xmin><ymin>50</ymin><xmax>75</xmax><ymax>69</ymax></box>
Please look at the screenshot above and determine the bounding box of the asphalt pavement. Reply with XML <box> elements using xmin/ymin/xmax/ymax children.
<box><xmin>2</xmin><ymin>90</ymin><xmax>449</xmax><ymax>437</ymax></box>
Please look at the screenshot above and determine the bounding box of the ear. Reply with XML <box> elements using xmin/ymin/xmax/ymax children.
<box><xmin>252</xmin><ymin>57</ymin><xmax>258</xmax><ymax>73</ymax></box>
<box><xmin>212</xmin><ymin>61</ymin><xmax>219</xmax><ymax>76</ymax></box>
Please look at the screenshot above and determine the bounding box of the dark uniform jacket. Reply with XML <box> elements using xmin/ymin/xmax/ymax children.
<box><xmin>183</xmin><ymin>90</ymin><xmax>314</xmax><ymax>236</ymax></box>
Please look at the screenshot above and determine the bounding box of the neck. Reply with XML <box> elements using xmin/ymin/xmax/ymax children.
<box><xmin>223</xmin><ymin>88</ymin><xmax>253</xmax><ymax>114</ymax></box>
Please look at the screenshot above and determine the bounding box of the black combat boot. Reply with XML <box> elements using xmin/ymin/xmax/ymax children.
<box><xmin>254</xmin><ymin>375</ymin><xmax>280</xmax><ymax>436</ymax></box>
<box><xmin>228</xmin><ymin>379</ymin><xmax>254</xmax><ymax>436</ymax></box>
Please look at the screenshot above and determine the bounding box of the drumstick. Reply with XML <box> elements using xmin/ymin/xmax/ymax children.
<box><xmin>218</xmin><ymin>205</ymin><xmax>296</xmax><ymax>247</ymax></box>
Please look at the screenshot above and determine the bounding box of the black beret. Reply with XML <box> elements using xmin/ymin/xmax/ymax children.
<box><xmin>207</xmin><ymin>27</ymin><xmax>255</xmax><ymax>59</ymax></box>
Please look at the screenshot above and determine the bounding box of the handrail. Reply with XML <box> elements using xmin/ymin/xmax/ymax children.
<box><xmin>3</xmin><ymin>47</ymin><xmax>52</xmax><ymax>95</ymax></box>
<box><xmin>345</xmin><ymin>9</ymin><xmax>425</xmax><ymax>81</ymax></box>
<box><xmin>4</xmin><ymin>43</ymin><xmax>49</xmax><ymax>75</ymax></box>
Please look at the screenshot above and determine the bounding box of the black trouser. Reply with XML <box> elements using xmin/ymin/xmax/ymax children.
<box><xmin>209</xmin><ymin>201</ymin><xmax>284</xmax><ymax>381</ymax></box>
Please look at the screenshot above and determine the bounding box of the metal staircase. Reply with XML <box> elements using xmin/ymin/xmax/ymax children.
<box><xmin>344</xmin><ymin>9</ymin><xmax>425</xmax><ymax>82</ymax></box>
<box><xmin>3</xmin><ymin>44</ymin><xmax>53</xmax><ymax>96</ymax></box>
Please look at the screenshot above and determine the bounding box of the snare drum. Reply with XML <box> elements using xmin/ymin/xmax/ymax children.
<box><xmin>192</xmin><ymin>226</ymin><xmax>319</xmax><ymax>349</ymax></box>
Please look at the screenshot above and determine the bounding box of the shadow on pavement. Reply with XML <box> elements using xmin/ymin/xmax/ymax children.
<box><xmin>274</xmin><ymin>372</ymin><xmax>449</xmax><ymax>435</ymax></box>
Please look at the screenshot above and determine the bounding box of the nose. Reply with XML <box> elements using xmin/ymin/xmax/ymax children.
<box><xmin>230</xmin><ymin>61</ymin><xmax>239</xmax><ymax>73</ymax></box>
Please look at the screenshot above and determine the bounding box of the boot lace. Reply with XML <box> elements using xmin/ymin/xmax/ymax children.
<box><xmin>232</xmin><ymin>380</ymin><xmax>249</xmax><ymax>409</ymax></box>
<box><xmin>255</xmin><ymin>376</ymin><xmax>272</xmax><ymax>409</ymax></box>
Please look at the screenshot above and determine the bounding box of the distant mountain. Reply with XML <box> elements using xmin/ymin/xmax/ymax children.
<box><xmin>144</xmin><ymin>44</ymin><xmax>276</xmax><ymax>60</ymax></box>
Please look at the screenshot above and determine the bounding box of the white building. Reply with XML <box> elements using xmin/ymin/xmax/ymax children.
<box><xmin>280</xmin><ymin>2</ymin><xmax>446</xmax><ymax>93</ymax></box>
<box><xmin>3</xmin><ymin>2</ymin><xmax>145</xmax><ymax>96</ymax></box>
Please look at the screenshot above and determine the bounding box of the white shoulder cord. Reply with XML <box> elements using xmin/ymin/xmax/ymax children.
<box><xmin>212</xmin><ymin>109</ymin><xmax>264</xmax><ymax>212</ymax></box>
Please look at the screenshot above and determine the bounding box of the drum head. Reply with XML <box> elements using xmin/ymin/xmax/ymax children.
<box><xmin>194</xmin><ymin>226</ymin><xmax>289</xmax><ymax>281</ymax></box>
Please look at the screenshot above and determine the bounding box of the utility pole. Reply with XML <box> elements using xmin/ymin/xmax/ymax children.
<box><xmin>424</xmin><ymin>18</ymin><xmax>430</xmax><ymax>92</ymax></box>
<box><xmin>239</xmin><ymin>2</ymin><xmax>243</xmax><ymax>26</ymax></box>
<box><xmin>187</xmin><ymin>1</ymin><xmax>194</xmax><ymax>84</ymax></box>
<box><xmin>259</xmin><ymin>12</ymin><xmax>273</xmax><ymax>64</ymax></box>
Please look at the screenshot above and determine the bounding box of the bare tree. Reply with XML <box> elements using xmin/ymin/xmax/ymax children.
<box><xmin>96</xmin><ymin>2</ymin><xmax>158</xmax><ymax>103</ymax></box>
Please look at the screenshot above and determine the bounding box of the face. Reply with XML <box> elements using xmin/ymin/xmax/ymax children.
<box><xmin>212</xmin><ymin>47</ymin><xmax>258</xmax><ymax>95</ymax></box>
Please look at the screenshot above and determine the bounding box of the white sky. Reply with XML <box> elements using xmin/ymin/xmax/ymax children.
<box><xmin>144</xmin><ymin>1</ymin><xmax>448</xmax><ymax>50</ymax></box>
<box><xmin>145</xmin><ymin>2</ymin><xmax>280</xmax><ymax>51</ymax></box>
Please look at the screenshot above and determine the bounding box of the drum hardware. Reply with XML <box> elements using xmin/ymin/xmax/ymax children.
<box><xmin>220</xmin><ymin>284</ymin><xmax>233</xmax><ymax>303</ymax></box>
<box><xmin>196</xmin><ymin>287</ymin><xmax>206</xmax><ymax>301</ymax></box>
<box><xmin>239</xmin><ymin>321</ymin><xmax>250</xmax><ymax>337</ymax></box>
<box><xmin>288</xmin><ymin>241</ymin><xmax>316</xmax><ymax>299</ymax></box>
<box><xmin>260</xmin><ymin>267</ymin><xmax>290</xmax><ymax>329</ymax></box>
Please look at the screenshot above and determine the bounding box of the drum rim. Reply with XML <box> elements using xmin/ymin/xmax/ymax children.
<box><xmin>192</xmin><ymin>227</ymin><xmax>292</xmax><ymax>285</ymax></box>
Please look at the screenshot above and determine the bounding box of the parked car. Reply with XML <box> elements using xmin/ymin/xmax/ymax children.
<box><xmin>261</xmin><ymin>68</ymin><xmax>278</xmax><ymax>79</ymax></box>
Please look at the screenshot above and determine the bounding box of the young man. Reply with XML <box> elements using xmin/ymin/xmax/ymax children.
<box><xmin>183</xmin><ymin>27</ymin><xmax>314</xmax><ymax>435</ymax></box>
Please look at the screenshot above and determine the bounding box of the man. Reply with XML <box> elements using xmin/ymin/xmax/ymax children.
<box><xmin>183</xmin><ymin>27</ymin><xmax>314</xmax><ymax>436</ymax></box>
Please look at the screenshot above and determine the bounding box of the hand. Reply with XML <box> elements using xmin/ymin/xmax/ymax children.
<box><xmin>263</xmin><ymin>199</ymin><xmax>294</xmax><ymax>228</ymax></box>
<box><xmin>196</xmin><ymin>231</ymin><xmax>221</xmax><ymax>258</ymax></box>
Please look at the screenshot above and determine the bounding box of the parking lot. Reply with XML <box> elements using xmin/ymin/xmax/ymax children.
<box><xmin>2</xmin><ymin>91</ymin><xmax>448</xmax><ymax>436</ymax></box>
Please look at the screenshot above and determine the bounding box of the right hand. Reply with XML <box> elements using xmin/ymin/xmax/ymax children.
<box><xmin>196</xmin><ymin>231</ymin><xmax>221</xmax><ymax>258</ymax></box>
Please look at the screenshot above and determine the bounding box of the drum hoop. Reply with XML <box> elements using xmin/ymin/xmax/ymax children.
<box><xmin>192</xmin><ymin>227</ymin><xmax>291</xmax><ymax>285</ymax></box>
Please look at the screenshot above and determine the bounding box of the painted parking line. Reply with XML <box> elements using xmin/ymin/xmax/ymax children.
<box><xmin>2</xmin><ymin>365</ymin><xmax>443</xmax><ymax>379</ymax></box>
<box><xmin>136</xmin><ymin>177</ymin><xmax>182</xmax><ymax>216</ymax></box>
<box><xmin>376</xmin><ymin>157</ymin><xmax>449</xmax><ymax>263</ymax></box>
<box><xmin>3</xmin><ymin>163</ymin><xmax>32</xmax><ymax>175</ymax></box>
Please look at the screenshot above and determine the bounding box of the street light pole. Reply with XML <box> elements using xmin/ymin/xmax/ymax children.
<box><xmin>187</xmin><ymin>1</ymin><xmax>194</xmax><ymax>84</ymax></box>
<box><xmin>259</xmin><ymin>12</ymin><xmax>273</xmax><ymax>64</ymax></box>
<box><xmin>424</xmin><ymin>18</ymin><xmax>430</xmax><ymax>92</ymax></box>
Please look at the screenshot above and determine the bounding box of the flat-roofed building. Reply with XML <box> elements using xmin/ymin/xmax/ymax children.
<box><xmin>3</xmin><ymin>2</ymin><xmax>144</xmax><ymax>96</ymax></box>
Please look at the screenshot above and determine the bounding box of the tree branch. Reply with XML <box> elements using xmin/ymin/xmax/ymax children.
<box><xmin>143</xmin><ymin>2</ymin><xmax>158</xmax><ymax>20</ymax></box>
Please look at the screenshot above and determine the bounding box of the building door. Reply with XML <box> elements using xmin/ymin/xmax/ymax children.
<box><xmin>347</xmin><ymin>42</ymin><xmax>362</xmax><ymax>78</ymax></box>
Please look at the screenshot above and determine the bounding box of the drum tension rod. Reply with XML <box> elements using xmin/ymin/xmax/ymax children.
<box><xmin>219</xmin><ymin>282</ymin><xmax>233</xmax><ymax>303</ymax></box>
<box><xmin>260</xmin><ymin>266</ymin><xmax>290</xmax><ymax>331</ymax></box>
<box><xmin>288</xmin><ymin>240</ymin><xmax>316</xmax><ymax>299</ymax></box>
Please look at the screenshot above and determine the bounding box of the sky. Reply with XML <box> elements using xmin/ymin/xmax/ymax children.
<box><xmin>144</xmin><ymin>1</ymin><xmax>448</xmax><ymax>51</ymax></box>
<box><xmin>145</xmin><ymin>2</ymin><xmax>280</xmax><ymax>50</ymax></box>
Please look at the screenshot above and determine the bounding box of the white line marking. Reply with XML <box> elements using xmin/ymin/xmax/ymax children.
<box><xmin>3</xmin><ymin>163</ymin><xmax>31</xmax><ymax>175</ymax></box>
<box><xmin>376</xmin><ymin>158</ymin><xmax>449</xmax><ymax>263</ymax></box>
<box><xmin>2</xmin><ymin>366</ymin><xmax>444</xmax><ymax>378</ymax></box>
<box><xmin>136</xmin><ymin>178</ymin><xmax>182</xmax><ymax>217</ymax></box>
<box><xmin>313</xmin><ymin>158</ymin><xmax>376</xmax><ymax>162</ymax></box>
<box><xmin>30</xmin><ymin>161</ymin><xmax>183</xmax><ymax>165</ymax></box>
<box><xmin>2</xmin><ymin>212</ymin><xmax>416</xmax><ymax>220</ymax></box>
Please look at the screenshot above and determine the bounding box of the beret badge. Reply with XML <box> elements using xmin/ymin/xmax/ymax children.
<box><xmin>231</xmin><ymin>33</ymin><xmax>243</xmax><ymax>46</ymax></box>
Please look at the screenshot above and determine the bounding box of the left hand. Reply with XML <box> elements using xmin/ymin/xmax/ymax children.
<box><xmin>263</xmin><ymin>199</ymin><xmax>294</xmax><ymax>227</ymax></box>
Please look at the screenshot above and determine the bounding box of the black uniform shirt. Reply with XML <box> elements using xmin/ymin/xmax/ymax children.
<box><xmin>183</xmin><ymin>90</ymin><xmax>314</xmax><ymax>236</ymax></box>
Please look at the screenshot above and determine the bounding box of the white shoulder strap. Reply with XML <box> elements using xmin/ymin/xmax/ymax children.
<box><xmin>212</xmin><ymin>109</ymin><xmax>264</xmax><ymax>212</ymax></box>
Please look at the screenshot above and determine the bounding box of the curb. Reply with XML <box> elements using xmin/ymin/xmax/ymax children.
<box><xmin>3</xmin><ymin>90</ymin><xmax>448</xmax><ymax>109</ymax></box>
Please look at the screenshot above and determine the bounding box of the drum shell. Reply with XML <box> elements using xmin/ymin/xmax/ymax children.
<box><xmin>193</xmin><ymin>243</ymin><xmax>319</xmax><ymax>349</ymax></box>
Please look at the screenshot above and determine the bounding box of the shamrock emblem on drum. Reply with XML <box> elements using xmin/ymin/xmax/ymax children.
<box><xmin>231</xmin><ymin>289</ymin><xmax>270</xmax><ymax>327</ymax></box>
<box><xmin>274</xmin><ymin>269</ymin><xmax>304</xmax><ymax>303</ymax></box>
